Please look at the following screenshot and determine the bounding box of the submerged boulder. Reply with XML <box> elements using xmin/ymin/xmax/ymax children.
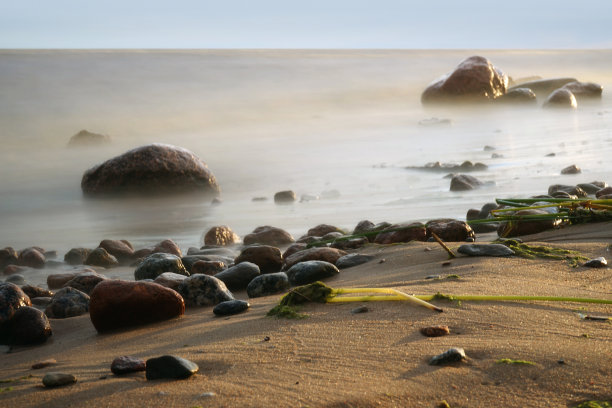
<box><xmin>81</xmin><ymin>143</ymin><xmax>220</xmax><ymax>197</ymax></box>
<box><xmin>68</xmin><ymin>130</ymin><xmax>111</xmax><ymax>147</ymax></box>
<box><xmin>543</xmin><ymin>89</ymin><xmax>577</xmax><ymax>109</ymax></box>
<box><xmin>561</xmin><ymin>81</ymin><xmax>603</xmax><ymax>99</ymax></box>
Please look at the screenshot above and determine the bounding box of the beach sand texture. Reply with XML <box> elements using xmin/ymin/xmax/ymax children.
<box><xmin>1</xmin><ymin>223</ymin><xmax>611</xmax><ymax>407</ymax></box>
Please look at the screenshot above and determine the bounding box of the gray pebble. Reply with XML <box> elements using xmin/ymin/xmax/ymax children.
<box><xmin>42</xmin><ymin>372</ymin><xmax>77</xmax><ymax>387</ymax></box>
<box><xmin>457</xmin><ymin>244</ymin><xmax>514</xmax><ymax>257</ymax></box>
<box><xmin>351</xmin><ymin>306</ymin><xmax>369</xmax><ymax>314</ymax></box>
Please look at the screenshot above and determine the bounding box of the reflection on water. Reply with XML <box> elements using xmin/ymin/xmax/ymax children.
<box><xmin>0</xmin><ymin>49</ymin><xmax>611</xmax><ymax>257</ymax></box>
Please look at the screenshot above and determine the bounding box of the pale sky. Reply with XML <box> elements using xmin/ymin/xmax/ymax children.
<box><xmin>1</xmin><ymin>0</ymin><xmax>611</xmax><ymax>49</ymax></box>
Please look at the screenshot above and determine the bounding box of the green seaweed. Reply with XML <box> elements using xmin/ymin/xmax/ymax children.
<box><xmin>0</xmin><ymin>374</ymin><xmax>34</xmax><ymax>384</ymax></box>
<box><xmin>497</xmin><ymin>240</ymin><xmax>588</xmax><ymax>267</ymax></box>
<box><xmin>573</xmin><ymin>401</ymin><xmax>612</xmax><ymax>408</ymax></box>
<box><xmin>267</xmin><ymin>282</ymin><xmax>333</xmax><ymax>319</ymax></box>
<box><xmin>266</xmin><ymin>305</ymin><xmax>307</xmax><ymax>319</ymax></box>
<box><xmin>0</xmin><ymin>387</ymin><xmax>13</xmax><ymax>393</ymax></box>
<box><xmin>438</xmin><ymin>401</ymin><xmax>451</xmax><ymax>408</ymax></box>
<box><xmin>496</xmin><ymin>358</ymin><xmax>536</xmax><ymax>366</ymax></box>
<box><xmin>446</xmin><ymin>274</ymin><xmax>460</xmax><ymax>279</ymax></box>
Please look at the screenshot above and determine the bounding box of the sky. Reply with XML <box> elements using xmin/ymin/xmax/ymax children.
<box><xmin>1</xmin><ymin>0</ymin><xmax>611</xmax><ymax>49</ymax></box>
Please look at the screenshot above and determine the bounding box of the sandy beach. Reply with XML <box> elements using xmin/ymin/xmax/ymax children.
<box><xmin>1</xmin><ymin>222</ymin><xmax>610</xmax><ymax>408</ymax></box>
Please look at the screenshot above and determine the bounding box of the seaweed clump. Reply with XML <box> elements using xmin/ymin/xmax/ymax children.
<box><xmin>498</xmin><ymin>239</ymin><xmax>588</xmax><ymax>267</ymax></box>
<box><xmin>573</xmin><ymin>401</ymin><xmax>612</xmax><ymax>408</ymax></box>
<box><xmin>496</xmin><ymin>358</ymin><xmax>536</xmax><ymax>366</ymax></box>
<box><xmin>267</xmin><ymin>282</ymin><xmax>334</xmax><ymax>319</ymax></box>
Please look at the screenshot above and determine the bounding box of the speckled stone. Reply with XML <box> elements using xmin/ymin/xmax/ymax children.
<box><xmin>145</xmin><ymin>355</ymin><xmax>199</xmax><ymax>380</ymax></box>
<box><xmin>213</xmin><ymin>262</ymin><xmax>260</xmax><ymax>291</ymax></box>
<box><xmin>85</xmin><ymin>248</ymin><xmax>119</xmax><ymax>268</ymax></box>
<box><xmin>286</xmin><ymin>261</ymin><xmax>340</xmax><ymax>286</ymax></box>
<box><xmin>213</xmin><ymin>299</ymin><xmax>250</xmax><ymax>316</ymax></box>
<box><xmin>45</xmin><ymin>287</ymin><xmax>89</xmax><ymax>318</ymax></box>
<box><xmin>134</xmin><ymin>253</ymin><xmax>188</xmax><ymax>280</ymax></box>
<box><xmin>177</xmin><ymin>274</ymin><xmax>234</xmax><ymax>307</ymax></box>
<box><xmin>246</xmin><ymin>272</ymin><xmax>290</xmax><ymax>298</ymax></box>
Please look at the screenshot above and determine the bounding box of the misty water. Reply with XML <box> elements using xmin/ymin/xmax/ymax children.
<box><xmin>1</xmin><ymin>49</ymin><xmax>611</xmax><ymax>266</ymax></box>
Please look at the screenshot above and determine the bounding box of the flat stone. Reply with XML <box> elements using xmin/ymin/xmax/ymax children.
<box><xmin>335</xmin><ymin>254</ymin><xmax>374</xmax><ymax>269</ymax></box>
<box><xmin>145</xmin><ymin>355</ymin><xmax>199</xmax><ymax>380</ymax></box>
<box><xmin>42</xmin><ymin>372</ymin><xmax>77</xmax><ymax>387</ymax></box>
<box><xmin>458</xmin><ymin>244</ymin><xmax>514</xmax><ymax>257</ymax></box>
<box><xmin>246</xmin><ymin>272</ymin><xmax>290</xmax><ymax>298</ymax></box>
<box><xmin>213</xmin><ymin>299</ymin><xmax>250</xmax><ymax>316</ymax></box>
<box><xmin>111</xmin><ymin>356</ymin><xmax>146</xmax><ymax>375</ymax></box>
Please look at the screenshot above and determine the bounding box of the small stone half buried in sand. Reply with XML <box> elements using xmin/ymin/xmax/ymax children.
<box><xmin>429</xmin><ymin>347</ymin><xmax>466</xmax><ymax>365</ymax></box>
<box><xmin>420</xmin><ymin>325</ymin><xmax>450</xmax><ymax>337</ymax></box>
<box><xmin>42</xmin><ymin>373</ymin><xmax>77</xmax><ymax>388</ymax></box>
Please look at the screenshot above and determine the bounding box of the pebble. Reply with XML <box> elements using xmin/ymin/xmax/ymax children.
<box><xmin>199</xmin><ymin>392</ymin><xmax>216</xmax><ymax>398</ymax></box>
<box><xmin>42</xmin><ymin>372</ymin><xmax>77</xmax><ymax>387</ymax></box>
<box><xmin>286</xmin><ymin>260</ymin><xmax>340</xmax><ymax>286</ymax></box>
<box><xmin>45</xmin><ymin>287</ymin><xmax>90</xmax><ymax>318</ymax></box>
<box><xmin>111</xmin><ymin>355</ymin><xmax>146</xmax><ymax>375</ymax></box>
<box><xmin>246</xmin><ymin>272</ymin><xmax>290</xmax><ymax>298</ymax></box>
<box><xmin>457</xmin><ymin>244</ymin><xmax>515</xmax><ymax>257</ymax></box>
<box><xmin>583</xmin><ymin>257</ymin><xmax>607</xmax><ymax>268</ymax></box>
<box><xmin>213</xmin><ymin>299</ymin><xmax>250</xmax><ymax>316</ymax></box>
<box><xmin>350</xmin><ymin>306</ymin><xmax>369</xmax><ymax>314</ymax></box>
<box><xmin>335</xmin><ymin>254</ymin><xmax>374</xmax><ymax>269</ymax></box>
<box><xmin>420</xmin><ymin>325</ymin><xmax>450</xmax><ymax>337</ymax></box>
<box><xmin>32</xmin><ymin>359</ymin><xmax>57</xmax><ymax>369</ymax></box>
<box><xmin>214</xmin><ymin>262</ymin><xmax>260</xmax><ymax>291</ymax></box>
<box><xmin>145</xmin><ymin>355</ymin><xmax>199</xmax><ymax>380</ymax></box>
<box><xmin>425</xmin><ymin>275</ymin><xmax>441</xmax><ymax>280</ymax></box>
<box><xmin>429</xmin><ymin>347</ymin><xmax>467</xmax><ymax>365</ymax></box>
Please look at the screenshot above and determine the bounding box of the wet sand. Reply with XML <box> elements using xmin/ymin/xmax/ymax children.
<box><xmin>1</xmin><ymin>223</ymin><xmax>611</xmax><ymax>407</ymax></box>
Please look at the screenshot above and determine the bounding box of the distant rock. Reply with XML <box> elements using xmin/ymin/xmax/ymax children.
<box><xmin>543</xmin><ymin>89</ymin><xmax>577</xmax><ymax>109</ymax></box>
<box><xmin>307</xmin><ymin>224</ymin><xmax>344</xmax><ymax>237</ymax></box>
<box><xmin>406</xmin><ymin>161</ymin><xmax>487</xmax><ymax>173</ymax></box>
<box><xmin>68</xmin><ymin>129</ymin><xmax>111</xmax><ymax>147</ymax></box>
<box><xmin>373</xmin><ymin>223</ymin><xmax>427</xmax><ymax>244</ymax></box>
<box><xmin>246</xmin><ymin>272</ymin><xmax>290</xmax><ymax>298</ymax></box>
<box><xmin>561</xmin><ymin>164</ymin><xmax>581</xmax><ymax>175</ymax></box>
<box><xmin>450</xmin><ymin>174</ymin><xmax>483</xmax><ymax>191</ymax></box>
<box><xmin>576</xmin><ymin>183</ymin><xmax>603</xmax><ymax>195</ymax></box>
<box><xmin>283</xmin><ymin>247</ymin><xmax>347</xmax><ymax>270</ymax></box>
<box><xmin>45</xmin><ymin>287</ymin><xmax>90</xmax><ymax>318</ymax></box>
<box><xmin>286</xmin><ymin>261</ymin><xmax>340</xmax><ymax>286</ymax></box>
<box><xmin>421</xmin><ymin>56</ymin><xmax>508</xmax><ymax>104</ymax></box>
<box><xmin>18</xmin><ymin>247</ymin><xmax>46</xmax><ymax>269</ymax></box>
<box><xmin>508</xmin><ymin>77</ymin><xmax>576</xmax><ymax>97</ymax></box>
<box><xmin>457</xmin><ymin>244</ymin><xmax>515</xmax><ymax>257</ymax></box>
<box><xmin>561</xmin><ymin>81</ymin><xmax>603</xmax><ymax>99</ymax></box>
<box><xmin>81</xmin><ymin>143</ymin><xmax>220</xmax><ymax>197</ymax></box>
<box><xmin>243</xmin><ymin>226</ymin><xmax>295</xmax><ymax>246</ymax></box>
<box><xmin>204</xmin><ymin>226</ymin><xmax>240</xmax><ymax>246</ymax></box>
<box><xmin>134</xmin><ymin>253</ymin><xmax>188</xmax><ymax>281</ymax></box>
<box><xmin>177</xmin><ymin>274</ymin><xmax>234</xmax><ymax>307</ymax></box>
<box><xmin>145</xmin><ymin>355</ymin><xmax>198</xmax><ymax>380</ymax></box>
<box><xmin>234</xmin><ymin>245</ymin><xmax>283</xmax><ymax>274</ymax></box>
<box><xmin>85</xmin><ymin>248</ymin><xmax>119</xmax><ymax>268</ymax></box>
<box><xmin>63</xmin><ymin>248</ymin><xmax>92</xmax><ymax>265</ymax></box>
<box><xmin>98</xmin><ymin>240</ymin><xmax>134</xmax><ymax>264</ymax></box>
<box><xmin>274</xmin><ymin>190</ymin><xmax>297</xmax><ymax>204</ymax></box>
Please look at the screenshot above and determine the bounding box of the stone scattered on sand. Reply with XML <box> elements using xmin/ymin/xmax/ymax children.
<box><xmin>286</xmin><ymin>260</ymin><xmax>340</xmax><ymax>286</ymax></box>
<box><xmin>152</xmin><ymin>239</ymin><xmax>182</xmax><ymax>257</ymax></box>
<box><xmin>548</xmin><ymin>184</ymin><xmax>588</xmax><ymax>198</ymax></box>
<box><xmin>20</xmin><ymin>285</ymin><xmax>53</xmax><ymax>299</ymax></box>
<box><xmin>177</xmin><ymin>274</ymin><xmax>234</xmax><ymax>307</ymax></box>
<box><xmin>561</xmin><ymin>81</ymin><xmax>603</xmax><ymax>99</ymax></box>
<box><xmin>374</xmin><ymin>223</ymin><xmax>427</xmax><ymax>245</ymax></box>
<box><xmin>2</xmin><ymin>306</ymin><xmax>52</xmax><ymax>345</ymax></box>
<box><xmin>214</xmin><ymin>262</ymin><xmax>260</xmax><ymax>291</ymax></box>
<box><xmin>420</xmin><ymin>325</ymin><xmax>451</xmax><ymax>337</ymax></box>
<box><xmin>68</xmin><ymin>129</ymin><xmax>111</xmax><ymax>147</ymax></box>
<box><xmin>63</xmin><ymin>248</ymin><xmax>92</xmax><ymax>265</ymax></box>
<box><xmin>335</xmin><ymin>254</ymin><xmax>374</xmax><ymax>269</ymax></box>
<box><xmin>457</xmin><ymin>244</ymin><xmax>515</xmax><ymax>257</ymax></box>
<box><xmin>0</xmin><ymin>247</ymin><xmax>18</xmax><ymax>269</ymax></box>
<box><xmin>561</xmin><ymin>164</ymin><xmax>581</xmax><ymax>175</ymax></box>
<box><xmin>98</xmin><ymin>239</ymin><xmax>135</xmax><ymax>264</ymax></box>
<box><xmin>81</xmin><ymin>143</ymin><xmax>220</xmax><ymax>197</ymax></box>
<box><xmin>583</xmin><ymin>257</ymin><xmax>607</xmax><ymax>268</ymax></box>
<box><xmin>497</xmin><ymin>209</ymin><xmax>561</xmax><ymax>237</ymax></box>
<box><xmin>274</xmin><ymin>190</ymin><xmax>297</xmax><ymax>204</ymax></box>
<box><xmin>134</xmin><ymin>253</ymin><xmax>188</xmax><ymax>281</ymax></box>
<box><xmin>32</xmin><ymin>359</ymin><xmax>57</xmax><ymax>369</ymax></box>
<box><xmin>85</xmin><ymin>248</ymin><xmax>119</xmax><ymax>268</ymax></box>
<box><xmin>234</xmin><ymin>245</ymin><xmax>282</xmax><ymax>274</ymax></box>
<box><xmin>42</xmin><ymin>372</ymin><xmax>77</xmax><ymax>387</ymax></box>
<box><xmin>89</xmin><ymin>280</ymin><xmax>185</xmax><ymax>333</ymax></box>
<box><xmin>145</xmin><ymin>355</ymin><xmax>199</xmax><ymax>380</ymax></box>
<box><xmin>246</xmin><ymin>272</ymin><xmax>290</xmax><ymax>298</ymax></box>
<box><xmin>190</xmin><ymin>260</ymin><xmax>227</xmax><ymax>275</ymax></box>
<box><xmin>243</xmin><ymin>226</ymin><xmax>295</xmax><ymax>246</ymax></box>
<box><xmin>63</xmin><ymin>271</ymin><xmax>108</xmax><ymax>295</ymax></box>
<box><xmin>450</xmin><ymin>174</ymin><xmax>483</xmax><ymax>191</ymax></box>
<box><xmin>283</xmin><ymin>247</ymin><xmax>347</xmax><ymax>270</ymax></box>
<box><xmin>111</xmin><ymin>356</ymin><xmax>146</xmax><ymax>375</ymax></box>
<box><xmin>543</xmin><ymin>89</ymin><xmax>577</xmax><ymax>109</ymax></box>
<box><xmin>351</xmin><ymin>306</ymin><xmax>369</xmax><ymax>314</ymax></box>
<box><xmin>427</xmin><ymin>219</ymin><xmax>475</xmax><ymax>242</ymax></box>
<box><xmin>154</xmin><ymin>272</ymin><xmax>189</xmax><ymax>290</ymax></box>
<box><xmin>45</xmin><ymin>287</ymin><xmax>90</xmax><ymax>319</ymax></box>
<box><xmin>204</xmin><ymin>226</ymin><xmax>240</xmax><ymax>246</ymax></box>
<box><xmin>0</xmin><ymin>282</ymin><xmax>31</xmax><ymax>325</ymax></box>
<box><xmin>421</xmin><ymin>56</ymin><xmax>508</xmax><ymax>104</ymax></box>
<box><xmin>429</xmin><ymin>347</ymin><xmax>467</xmax><ymax>365</ymax></box>
<box><xmin>213</xmin><ymin>299</ymin><xmax>250</xmax><ymax>316</ymax></box>
<box><xmin>18</xmin><ymin>247</ymin><xmax>46</xmax><ymax>269</ymax></box>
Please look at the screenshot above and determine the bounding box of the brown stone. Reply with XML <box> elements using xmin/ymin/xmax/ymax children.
<box><xmin>47</xmin><ymin>272</ymin><xmax>82</xmax><ymax>289</ymax></box>
<box><xmin>153</xmin><ymin>239</ymin><xmax>182</xmax><ymax>257</ymax></box>
<box><xmin>111</xmin><ymin>356</ymin><xmax>146</xmax><ymax>375</ymax></box>
<box><xmin>4</xmin><ymin>306</ymin><xmax>52</xmax><ymax>345</ymax></box>
<box><xmin>427</xmin><ymin>219</ymin><xmax>475</xmax><ymax>242</ymax></box>
<box><xmin>98</xmin><ymin>240</ymin><xmax>135</xmax><ymax>263</ymax></box>
<box><xmin>191</xmin><ymin>260</ymin><xmax>226</xmax><ymax>275</ymax></box>
<box><xmin>373</xmin><ymin>223</ymin><xmax>427</xmax><ymax>245</ymax></box>
<box><xmin>306</xmin><ymin>224</ymin><xmax>343</xmax><ymax>237</ymax></box>
<box><xmin>450</xmin><ymin>174</ymin><xmax>483</xmax><ymax>191</ymax></box>
<box><xmin>243</xmin><ymin>226</ymin><xmax>295</xmax><ymax>246</ymax></box>
<box><xmin>133</xmin><ymin>248</ymin><xmax>154</xmax><ymax>260</ymax></box>
<box><xmin>81</xmin><ymin>143</ymin><xmax>220</xmax><ymax>197</ymax></box>
<box><xmin>85</xmin><ymin>248</ymin><xmax>119</xmax><ymax>268</ymax></box>
<box><xmin>63</xmin><ymin>248</ymin><xmax>92</xmax><ymax>265</ymax></box>
<box><xmin>420</xmin><ymin>325</ymin><xmax>450</xmax><ymax>337</ymax></box>
<box><xmin>561</xmin><ymin>81</ymin><xmax>603</xmax><ymax>99</ymax></box>
<box><xmin>421</xmin><ymin>56</ymin><xmax>508</xmax><ymax>104</ymax></box>
<box><xmin>89</xmin><ymin>280</ymin><xmax>185</xmax><ymax>333</ymax></box>
<box><xmin>497</xmin><ymin>209</ymin><xmax>561</xmax><ymax>238</ymax></box>
<box><xmin>283</xmin><ymin>247</ymin><xmax>347</xmax><ymax>270</ymax></box>
<box><xmin>353</xmin><ymin>220</ymin><xmax>391</xmax><ymax>242</ymax></box>
<box><xmin>561</xmin><ymin>164</ymin><xmax>581</xmax><ymax>175</ymax></box>
<box><xmin>20</xmin><ymin>285</ymin><xmax>53</xmax><ymax>299</ymax></box>
<box><xmin>0</xmin><ymin>282</ymin><xmax>32</xmax><ymax>325</ymax></box>
<box><xmin>274</xmin><ymin>190</ymin><xmax>296</xmax><ymax>204</ymax></box>
<box><xmin>596</xmin><ymin>186</ymin><xmax>612</xmax><ymax>198</ymax></box>
<box><xmin>68</xmin><ymin>129</ymin><xmax>111</xmax><ymax>147</ymax></box>
<box><xmin>282</xmin><ymin>243</ymin><xmax>308</xmax><ymax>260</ymax></box>
<box><xmin>63</xmin><ymin>272</ymin><xmax>108</xmax><ymax>295</ymax></box>
<box><xmin>3</xmin><ymin>265</ymin><xmax>26</xmax><ymax>276</ymax></box>
<box><xmin>235</xmin><ymin>245</ymin><xmax>283</xmax><ymax>274</ymax></box>
<box><xmin>18</xmin><ymin>247</ymin><xmax>45</xmax><ymax>269</ymax></box>
<box><xmin>543</xmin><ymin>89</ymin><xmax>577</xmax><ymax>109</ymax></box>
<box><xmin>204</xmin><ymin>226</ymin><xmax>240</xmax><ymax>246</ymax></box>
<box><xmin>0</xmin><ymin>247</ymin><xmax>18</xmax><ymax>269</ymax></box>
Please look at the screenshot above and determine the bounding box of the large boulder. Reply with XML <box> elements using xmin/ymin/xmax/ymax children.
<box><xmin>134</xmin><ymin>253</ymin><xmax>188</xmax><ymax>281</ymax></box>
<box><xmin>81</xmin><ymin>143</ymin><xmax>220</xmax><ymax>197</ymax></box>
<box><xmin>89</xmin><ymin>280</ymin><xmax>185</xmax><ymax>333</ymax></box>
<box><xmin>234</xmin><ymin>245</ymin><xmax>283</xmax><ymax>274</ymax></box>
<box><xmin>421</xmin><ymin>56</ymin><xmax>508</xmax><ymax>104</ymax></box>
<box><xmin>1</xmin><ymin>306</ymin><xmax>52</xmax><ymax>345</ymax></box>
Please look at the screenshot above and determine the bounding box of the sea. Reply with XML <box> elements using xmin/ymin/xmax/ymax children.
<box><xmin>1</xmin><ymin>49</ymin><xmax>611</xmax><ymax>260</ymax></box>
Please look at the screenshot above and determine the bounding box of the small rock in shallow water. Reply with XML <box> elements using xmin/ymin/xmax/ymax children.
<box><xmin>145</xmin><ymin>355</ymin><xmax>199</xmax><ymax>380</ymax></box>
<box><xmin>134</xmin><ymin>253</ymin><xmax>188</xmax><ymax>281</ymax></box>
<box><xmin>213</xmin><ymin>299</ymin><xmax>249</xmax><ymax>316</ymax></box>
<box><xmin>583</xmin><ymin>257</ymin><xmax>607</xmax><ymax>268</ymax></box>
<box><xmin>111</xmin><ymin>356</ymin><xmax>146</xmax><ymax>375</ymax></box>
<box><xmin>429</xmin><ymin>347</ymin><xmax>466</xmax><ymax>365</ymax></box>
<box><xmin>457</xmin><ymin>244</ymin><xmax>514</xmax><ymax>257</ymax></box>
<box><xmin>561</xmin><ymin>164</ymin><xmax>581</xmax><ymax>175</ymax></box>
<box><xmin>351</xmin><ymin>306</ymin><xmax>369</xmax><ymax>314</ymax></box>
<box><xmin>42</xmin><ymin>372</ymin><xmax>77</xmax><ymax>387</ymax></box>
<box><xmin>420</xmin><ymin>325</ymin><xmax>450</xmax><ymax>337</ymax></box>
<box><xmin>5</xmin><ymin>274</ymin><xmax>25</xmax><ymax>285</ymax></box>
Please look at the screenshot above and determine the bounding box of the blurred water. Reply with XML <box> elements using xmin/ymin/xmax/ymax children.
<box><xmin>0</xmin><ymin>49</ymin><xmax>611</xmax><ymax>257</ymax></box>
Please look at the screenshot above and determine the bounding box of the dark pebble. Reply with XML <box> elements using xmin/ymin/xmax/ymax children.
<box><xmin>213</xmin><ymin>299</ymin><xmax>250</xmax><ymax>316</ymax></box>
<box><xmin>350</xmin><ymin>306</ymin><xmax>369</xmax><ymax>314</ymax></box>
<box><xmin>111</xmin><ymin>355</ymin><xmax>146</xmax><ymax>375</ymax></box>
<box><xmin>457</xmin><ymin>244</ymin><xmax>514</xmax><ymax>257</ymax></box>
<box><xmin>145</xmin><ymin>355</ymin><xmax>199</xmax><ymax>380</ymax></box>
<box><xmin>42</xmin><ymin>372</ymin><xmax>77</xmax><ymax>387</ymax></box>
<box><xmin>429</xmin><ymin>347</ymin><xmax>466</xmax><ymax>365</ymax></box>
<box><xmin>583</xmin><ymin>257</ymin><xmax>607</xmax><ymax>268</ymax></box>
<box><xmin>335</xmin><ymin>254</ymin><xmax>375</xmax><ymax>269</ymax></box>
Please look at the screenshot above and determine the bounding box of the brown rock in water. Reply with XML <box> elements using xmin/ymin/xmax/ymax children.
<box><xmin>235</xmin><ymin>245</ymin><xmax>283</xmax><ymax>274</ymax></box>
<box><xmin>282</xmin><ymin>243</ymin><xmax>308</xmax><ymax>260</ymax></box>
<box><xmin>561</xmin><ymin>164</ymin><xmax>581</xmax><ymax>175</ymax></box>
<box><xmin>0</xmin><ymin>247</ymin><xmax>18</xmax><ymax>269</ymax></box>
<box><xmin>63</xmin><ymin>271</ymin><xmax>108</xmax><ymax>295</ymax></box>
<box><xmin>98</xmin><ymin>240</ymin><xmax>135</xmax><ymax>264</ymax></box>
<box><xmin>307</xmin><ymin>224</ymin><xmax>344</xmax><ymax>237</ymax></box>
<box><xmin>283</xmin><ymin>247</ymin><xmax>347</xmax><ymax>270</ymax></box>
<box><xmin>274</xmin><ymin>190</ymin><xmax>296</xmax><ymax>204</ymax></box>
<box><xmin>68</xmin><ymin>129</ymin><xmax>111</xmax><ymax>147</ymax></box>
<box><xmin>427</xmin><ymin>219</ymin><xmax>475</xmax><ymax>242</ymax></box>
<box><xmin>89</xmin><ymin>280</ymin><xmax>185</xmax><ymax>333</ymax></box>
<box><xmin>595</xmin><ymin>186</ymin><xmax>612</xmax><ymax>198</ymax></box>
<box><xmin>204</xmin><ymin>226</ymin><xmax>240</xmax><ymax>246</ymax></box>
<box><xmin>152</xmin><ymin>239</ymin><xmax>182</xmax><ymax>257</ymax></box>
<box><xmin>543</xmin><ymin>89</ymin><xmax>577</xmax><ymax>109</ymax></box>
<box><xmin>81</xmin><ymin>143</ymin><xmax>220</xmax><ymax>197</ymax></box>
<box><xmin>561</xmin><ymin>81</ymin><xmax>603</xmax><ymax>99</ymax></box>
<box><xmin>495</xmin><ymin>87</ymin><xmax>536</xmax><ymax>104</ymax></box>
<box><xmin>450</xmin><ymin>174</ymin><xmax>483</xmax><ymax>191</ymax></box>
<box><xmin>243</xmin><ymin>226</ymin><xmax>295</xmax><ymax>246</ymax></box>
<box><xmin>374</xmin><ymin>223</ymin><xmax>427</xmax><ymax>244</ymax></box>
<box><xmin>421</xmin><ymin>56</ymin><xmax>508</xmax><ymax>104</ymax></box>
<box><xmin>191</xmin><ymin>260</ymin><xmax>226</xmax><ymax>275</ymax></box>
<box><xmin>508</xmin><ymin>77</ymin><xmax>576</xmax><ymax>97</ymax></box>
<box><xmin>153</xmin><ymin>272</ymin><xmax>189</xmax><ymax>290</ymax></box>
<box><xmin>20</xmin><ymin>285</ymin><xmax>53</xmax><ymax>299</ymax></box>
<box><xmin>0</xmin><ymin>282</ymin><xmax>32</xmax><ymax>325</ymax></box>
<box><xmin>497</xmin><ymin>209</ymin><xmax>561</xmax><ymax>238</ymax></box>
<box><xmin>63</xmin><ymin>248</ymin><xmax>92</xmax><ymax>265</ymax></box>
<box><xmin>133</xmin><ymin>248</ymin><xmax>154</xmax><ymax>260</ymax></box>
<box><xmin>3</xmin><ymin>265</ymin><xmax>26</xmax><ymax>276</ymax></box>
<box><xmin>18</xmin><ymin>247</ymin><xmax>46</xmax><ymax>269</ymax></box>
<box><xmin>85</xmin><ymin>248</ymin><xmax>119</xmax><ymax>268</ymax></box>
<box><xmin>420</xmin><ymin>325</ymin><xmax>450</xmax><ymax>337</ymax></box>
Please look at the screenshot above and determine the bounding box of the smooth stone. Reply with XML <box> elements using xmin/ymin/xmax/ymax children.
<box><xmin>152</xmin><ymin>239</ymin><xmax>182</xmax><ymax>257</ymax></box>
<box><xmin>373</xmin><ymin>222</ymin><xmax>427</xmax><ymax>244</ymax></box>
<box><xmin>420</xmin><ymin>325</ymin><xmax>451</xmax><ymax>337</ymax></box>
<box><xmin>89</xmin><ymin>280</ymin><xmax>185</xmax><ymax>333</ymax></box>
<box><xmin>595</xmin><ymin>186</ymin><xmax>612</xmax><ymax>198</ymax></box>
<box><xmin>335</xmin><ymin>254</ymin><xmax>374</xmax><ymax>269</ymax></box>
<box><xmin>548</xmin><ymin>184</ymin><xmax>588</xmax><ymax>198</ymax></box>
<box><xmin>134</xmin><ymin>253</ymin><xmax>188</xmax><ymax>280</ymax></box>
<box><xmin>182</xmin><ymin>255</ymin><xmax>233</xmax><ymax>272</ymax></box>
<box><xmin>495</xmin><ymin>87</ymin><xmax>536</xmax><ymax>103</ymax></box>
<box><xmin>286</xmin><ymin>261</ymin><xmax>340</xmax><ymax>286</ymax></box>
<box><xmin>63</xmin><ymin>248</ymin><xmax>92</xmax><ymax>265</ymax></box>
<box><xmin>497</xmin><ymin>209</ymin><xmax>562</xmax><ymax>237</ymax></box>
<box><xmin>429</xmin><ymin>347</ymin><xmax>467</xmax><ymax>365</ymax></box>
<box><xmin>0</xmin><ymin>247</ymin><xmax>18</xmax><ymax>269</ymax></box>
<box><xmin>274</xmin><ymin>190</ymin><xmax>296</xmax><ymax>204</ymax></box>
<box><xmin>508</xmin><ymin>77</ymin><xmax>576</xmax><ymax>97</ymax></box>
<box><xmin>204</xmin><ymin>225</ymin><xmax>240</xmax><ymax>246</ymax></box>
<box><xmin>42</xmin><ymin>372</ymin><xmax>77</xmax><ymax>387</ymax></box>
<box><xmin>450</xmin><ymin>174</ymin><xmax>483</xmax><ymax>191</ymax></box>
<box><xmin>190</xmin><ymin>260</ymin><xmax>227</xmax><ymax>276</ymax></box>
<box><xmin>561</xmin><ymin>81</ymin><xmax>603</xmax><ymax>99</ymax></box>
<box><xmin>154</xmin><ymin>272</ymin><xmax>189</xmax><ymax>290</ymax></box>
<box><xmin>283</xmin><ymin>247</ymin><xmax>347</xmax><ymax>270</ymax></box>
<box><xmin>457</xmin><ymin>244</ymin><xmax>515</xmax><ymax>257</ymax></box>
<box><xmin>561</xmin><ymin>164</ymin><xmax>581</xmax><ymax>175</ymax></box>
<box><xmin>32</xmin><ymin>359</ymin><xmax>57</xmax><ymax>369</ymax></box>
<box><xmin>353</xmin><ymin>220</ymin><xmax>391</xmax><ymax>243</ymax></box>
<box><xmin>234</xmin><ymin>245</ymin><xmax>283</xmax><ymax>274</ymax></box>
<box><xmin>214</xmin><ymin>262</ymin><xmax>260</xmax><ymax>291</ymax></box>
<box><xmin>111</xmin><ymin>355</ymin><xmax>146</xmax><ymax>375</ymax></box>
<box><xmin>31</xmin><ymin>297</ymin><xmax>52</xmax><ymax>308</ymax></box>
<box><xmin>243</xmin><ymin>226</ymin><xmax>295</xmax><ymax>246</ymax></box>
<box><xmin>98</xmin><ymin>239</ymin><xmax>135</xmax><ymax>264</ymax></box>
<box><xmin>177</xmin><ymin>274</ymin><xmax>234</xmax><ymax>307</ymax></box>
<box><xmin>246</xmin><ymin>272</ymin><xmax>290</xmax><ymax>298</ymax></box>
<box><xmin>5</xmin><ymin>274</ymin><xmax>25</xmax><ymax>285</ymax></box>
<box><xmin>85</xmin><ymin>248</ymin><xmax>119</xmax><ymax>268</ymax></box>
<box><xmin>145</xmin><ymin>355</ymin><xmax>199</xmax><ymax>380</ymax></box>
<box><xmin>307</xmin><ymin>224</ymin><xmax>344</xmax><ymax>237</ymax></box>
<box><xmin>583</xmin><ymin>257</ymin><xmax>607</xmax><ymax>268</ymax></box>
<box><xmin>18</xmin><ymin>248</ymin><xmax>46</xmax><ymax>269</ymax></box>
<box><xmin>576</xmin><ymin>183</ymin><xmax>604</xmax><ymax>194</ymax></box>
<box><xmin>2</xmin><ymin>306</ymin><xmax>52</xmax><ymax>345</ymax></box>
<box><xmin>63</xmin><ymin>271</ymin><xmax>108</xmax><ymax>295</ymax></box>
<box><xmin>47</xmin><ymin>271</ymin><xmax>91</xmax><ymax>289</ymax></box>
<box><xmin>543</xmin><ymin>89</ymin><xmax>577</xmax><ymax>109</ymax></box>
<box><xmin>0</xmin><ymin>282</ymin><xmax>32</xmax><ymax>325</ymax></box>
<box><xmin>45</xmin><ymin>287</ymin><xmax>90</xmax><ymax>318</ymax></box>
<box><xmin>351</xmin><ymin>306</ymin><xmax>369</xmax><ymax>314</ymax></box>
<box><xmin>331</xmin><ymin>237</ymin><xmax>369</xmax><ymax>250</ymax></box>
<box><xmin>426</xmin><ymin>219</ymin><xmax>475</xmax><ymax>242</ymax></box>
<box><xmin>213</xmin><ymin>299</ymin><xmax>250</xmax><ymax>316</ymax></box>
